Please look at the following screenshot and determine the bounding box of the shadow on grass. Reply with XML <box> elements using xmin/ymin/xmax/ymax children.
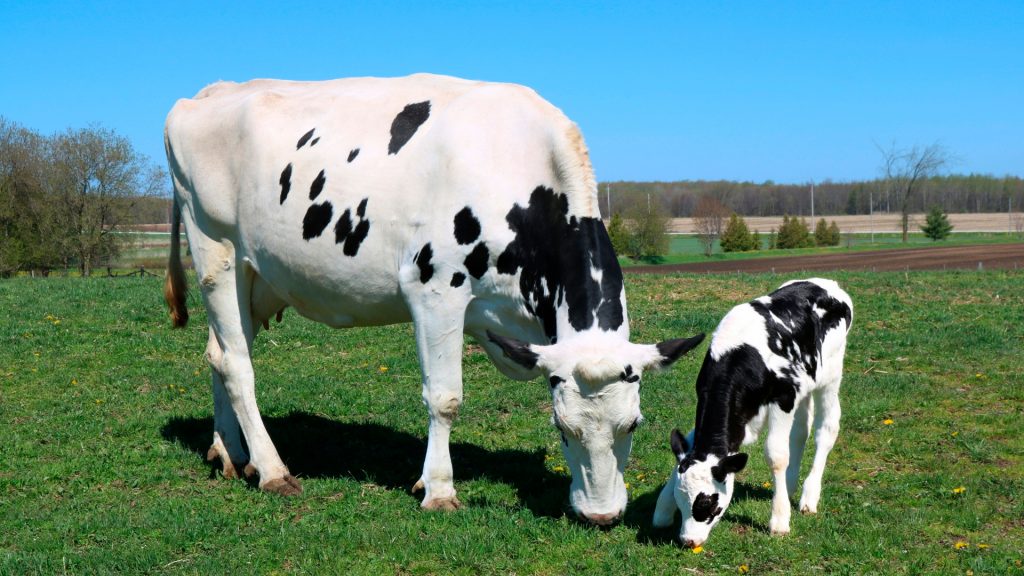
<box><xmin>161</xmin><ymin>411</ymin><xmax>570</xmax><ymax>519</ymax></box>
<box><xmin>623</xmin><ymin>480</ymin><xmax>775</xmax><ymax>546</ymax></box>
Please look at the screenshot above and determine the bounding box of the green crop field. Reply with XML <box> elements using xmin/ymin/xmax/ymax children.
<box><xmin>1</xmin><ymin>272</ymin><xmax>1022</xmax><ymax>574</ymax></box>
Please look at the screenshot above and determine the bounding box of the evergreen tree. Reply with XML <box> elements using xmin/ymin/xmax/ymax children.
<box><xmin>827</xmin><ymin>221</ymin><xmax>841</xmax><ymax>246</ymax></box>
<box><xmin>720</xmin><ymin>213</ymin><xmax>757</xmax><ymax>252</ymax></box>
<box><xmin>777</xmin><ymin>215</ymin><xmax>813</xmax><ymax>249</ymax></box>
<box><xmin>814</xmin><ymin>218</ymin><xmax>831</xmax><ymax>246</ymax></box>
<box><xmin>920</xmin><ymin>205</ymin><xmax>954</xmax><ymax>240</ymax></box>
<box><xmin>607</xmin><ymin>212</ymin><xmax>630</xmax><ymax>255</ymax></box>
<box><xmin>751</xmin><ymin>229</ymin><xmax>762</xmax><ymax>250</ymax></box>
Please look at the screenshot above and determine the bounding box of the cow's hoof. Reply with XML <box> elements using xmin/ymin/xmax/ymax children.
<box><xmin>422</xmin><ymin>496</ymin><xmax>462</xmax><ymax>511</ymax></box>
<box><xmin>243</xmin><ymin>463</ymin><xmax>257</xmax><ymax>479</ymax></box>
<box><xmin>262</xmin><ymin>475</ymin><xmax>303</xmax><ymax>496</ymax></box>
<box><xmin>206</xmin><ymin>446</ymin><xmax>244</xmax><ymax>479</ymax></box>
<box><xmin>799</xmin><ymin>503</ymin><xmax>818</xmax><ymax>515</ymax></box>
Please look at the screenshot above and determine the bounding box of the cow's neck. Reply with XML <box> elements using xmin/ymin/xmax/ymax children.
<box><xmin>496</xmin><ymin>186</ymin><xmax>627</xmax><ymax>344</ymax></box>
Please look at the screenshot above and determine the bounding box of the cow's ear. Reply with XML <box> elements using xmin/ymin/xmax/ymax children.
<box><xmin>711</xmin><ymin>452</ymin><xmax>748</xmax><ymax>483</ymax></box>
<box><xmin>487</xmin><ymin>330</ymin><xmax>540</xmax><ymax>370</ymax></box>
<box><xmin>670</xmin><ymin>428</ymin><xmax>690</xmax><ymax>460</ymax></box>
<box><xmin>645</xmin><ymin>333</ymin><xmax>705</xmax><ymax>370</ymax></box>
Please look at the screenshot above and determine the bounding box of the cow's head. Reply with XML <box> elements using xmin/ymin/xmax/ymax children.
<box><xmin>487</xmin><ymin>330</ymin><xmax>704</xmax><ymax>525</ymax></box>
<box><xmin>668</xmin><ymin>428</ymin><xmax>748</xmax><ymax>547</ymax></box>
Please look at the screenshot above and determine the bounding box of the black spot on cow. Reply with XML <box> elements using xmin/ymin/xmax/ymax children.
<box><xmin>297</xmin><ymin>128</ymin><xmax>315</xmax><ymax>150</ymax></box>
<box><xmin>495</xmin><ymin>186</ymin><xmax>624</xmax><ymax>342</ymax></box>
<box><xmin>334</xmin><ymin>201</ymin><xmax>371</xmax><ymax>257</ymax></box>
<box><xmin>464</xmin><ymin>242</ymin><xmax>489</xmax><ymax>280</ymax></box>
<box><xmin>279</xmin><ymin>163</ymin><xmax>293</xmax><ymax>204</ymax></box>
<box><xmin>348</xmin><ymin>148</ymin><xmax>360</xmax><ymax>162</ymax></box>
<box><xmin>549</xmin><ymin>376</ymin><xmax>565</xmax><ymax>389</ymax></box>
<box><xmin>388</xmin><ymin>101</ymin><xmax>430</xmax><ymax>155</ymax></box>
<box><xmin>310</xmin><ymin>137</ymin><xmax>320</xmax><ymax>147</ymax></box>
<box><xmin>302</xmin><ymin>202</ymin><xmax>333</xmax><ymax>240</ymax></box>
<box><xmin>453</xmin><ymin>207</ymin><xmax>481</xmax><ymax>245</ymax></box>
<box><xmin>309</xmin><ymin>169</ymin><xmax>326</xmax><ymax>200</ymax></box>
<box><xmin>415</xmin><ymin>243</ymin><xmax>434</xmax><ymax>283</ymax></box>
<box><xmin>620</xmin><ymin>365</ymin><xmax>640</xmax><ymax>383</ymax></box>
<box><xmin>450</xmin><ymin>272</ymin><xmax>466</xmax><ymax>288</ymax></box>
<box><xmin>691</xmin><ymin>493</ymin><xmax>722</xmax><ymax>524</ymax></box>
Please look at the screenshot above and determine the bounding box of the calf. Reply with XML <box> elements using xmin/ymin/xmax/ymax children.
<box><xmin>652</xmin><ymin>278</ymin><xmax>853</xmax><ymax>547</ymax></box>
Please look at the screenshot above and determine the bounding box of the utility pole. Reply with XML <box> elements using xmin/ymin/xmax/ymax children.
<box><xmin>811</xmin><ymin>180</ymin><xmax>815</xmax><ymax>221</ymax></box>
<box><xmin>647</xmin><ymin>192</ymin><xmax>651</xmax><ymax>214</ymax></box>
<box><xmin>870</xmin><ymin>191</ymin><xmax>875</xmax><ymax>244</ymax></box>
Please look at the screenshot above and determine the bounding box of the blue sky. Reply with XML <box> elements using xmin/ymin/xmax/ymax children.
<box><xmin>2</xmin><ymin>1</ymin><xmax>1021</xmax><ymax>184</ymax></box>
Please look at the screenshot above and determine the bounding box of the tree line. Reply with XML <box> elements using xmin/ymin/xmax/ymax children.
<box><xmin>0</xmin><ymin>117</ymin><xmax>165</xmax><ymax>276</ymax></box>
<box><xmin>600</xmin><ymin>174</ymin><xmax>1024</xmax><ymax>219</ymax></box>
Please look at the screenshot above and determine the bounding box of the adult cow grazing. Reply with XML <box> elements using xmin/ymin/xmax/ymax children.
<box><xmin>164</xmin><ymin>74</ymin><xmax>703</xmax><ymax>524</ymax></box>
<box><xmin>652</xmin><ymin>278</ymin><xmax>852</xmax><ymax>547</ymax></box>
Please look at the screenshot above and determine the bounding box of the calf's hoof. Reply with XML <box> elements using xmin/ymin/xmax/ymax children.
<box><xmin>261</xmin><ymin>475</ymin><xmax>303</xmax><ymax>496</ymax></box>
<box><xmin>799</xmin><ymin>503</ymin><xmax>818</xmax><ymax>514</ymax></box>
<box><xmin>422</xmin><ymin>496</ymin><xmax>462</xmax><ymax>511</ymax></box>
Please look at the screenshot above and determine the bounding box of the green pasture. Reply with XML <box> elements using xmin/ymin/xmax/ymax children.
<box><xmin>1</xmin><ymin>271</ymin><xmax>1022</xmax><ymax>574</ymax></box>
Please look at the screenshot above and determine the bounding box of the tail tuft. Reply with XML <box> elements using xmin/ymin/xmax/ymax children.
<box><xmin>165</xmin><ymin>199</ymin><xmax>189</xmax><ymax>328</ymax></box>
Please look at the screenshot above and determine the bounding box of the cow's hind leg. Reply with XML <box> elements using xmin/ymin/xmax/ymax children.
<box><xmin>205</xmin><ymin>327</ymin><xmax>248</xmax><ymax>478</ymax></box>
<box><xmin>196</xmin><ymin>240</ymin><xmax>299</xmax><ymax>495</ymax></box>
<box><xmin>785</xmin><ymin>395</ymin><xmax>813</xmax><ymax>496</ymax></box>
<box><xmin>401</xmin><ymin>267</ymin><xmax>470</xmax><ymax>511</ymax></box>
<box><xmin>764</xmin><ymin>405</ymin><xmax>796</xmax><ymax>535</ymax></box>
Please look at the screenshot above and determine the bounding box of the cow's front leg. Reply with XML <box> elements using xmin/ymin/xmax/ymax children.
<box><xmin>402</xmin><ymin>264</ymin><xmax>470</xmax><ymax>511</ymax></box>
<box><xmin>764</xmin><ymin>406</ymin><xmax>796</xmax><ymax>535</ymax></box>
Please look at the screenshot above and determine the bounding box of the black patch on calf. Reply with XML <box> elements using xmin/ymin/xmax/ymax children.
<box><xmin>297</xmin><ymin>128</ymin><xmax>315</xmax><ymax>150</ymax></box>
<box><xmin>310</xmin><ymin>137</ymin><xmax>320</xmax><ymax>147</ymax></box>
<box><xmin>388</xmin><ymin>101</ymin><xmax>431</xmax><ymax>155</ymax></box>
<box><xmin>453</xmin><ymin>207</ymin><xmax>481</xmax><ymax>245</ymax></box>
<box><xmin>309</xmin><ymin>169</ymin><xmax>326</xmax><ymax>200</ymax></box>
<box><xmin>302</xmin><ymin>202</ymin><xmax>333</xmax><ymax>240</ymax></box>
<box><xmin>464</xmin><ymin>242</ymin><xmax>489</xmax><ymax>279</ymax></box>
<box><xmin>415</xmin><ymin>243</ymin><xmax>434</xmax><ymax>283</ymax></box>
<box><xmin>348</xmin><ymin>148</ymin><xmax>360</xmax><ymax>162</ymax></box>
<box><xmin>279</xmin><ymin>163</ymin><xmax>293</xmax><ymax>204</ymax></box>
<box><xmin>549</xmin><ymin>376</ymin><xmax>565</xmax><ymax>388</ymax></box>
<box><xmin>495</xmin><ymin>186</ymin><xmax>625</xmax><ymax>342</ymax></box>
<box><xmin>450</xmin><ymin>272</ymin><xmax>466</xmax><ymax>287</ymax></box>
<box><xmin>356</xmin><ymin>198</ymin><xmax>368</xmax><ymax>218</ymax></box>
<box><xmin>691</xmin><ymin>493</ymin><xmax>722</xmax><ymax>524</ymax></box>
<box><xmin>621</xmin><ymin>365</ymin><xmax>640</xmax><ymax>383</ymax></box>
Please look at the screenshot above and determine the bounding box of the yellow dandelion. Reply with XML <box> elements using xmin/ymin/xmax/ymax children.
<box><xmin>378</xmin><ymin>365</ymin><xmax>388</xmax><ymax>373</ymax></box>
<box><xmin>34</xmin><ymin>352</ymin><xmax>40</xmax><ymax>357</ymax></box>
<box><xmin>762</xmin><ymin>481</ymin><xmax>772</xmax><ymax>489</ymax></box>
<box><xmin>552</xmin><ymin>465</ymin><xmax>566</xmax><ymax>473</ymax></box>
<box><xmin>954</xmin><ymin>540</ymin><xmax>968</xmax><ymax>550</ymax></box>
<box><xmin>94</xmin><ymin>399</ymin><xmax>103</xmax><ymax>405</ymax></box>
<box><xmin>193</xmin><ymin>370</ymin><xmax>201</xmax><ymax>376</ymax></box>
<box><xmin>53</xmin><ymin>319</ymin><xmax>61</xmax><ymax>325</ymax></box>
<box><xmin>625</xmin><ymin>482</ymin><xmax>631</xmax><ymax>490</ymax></box>
<box><xmin>883</xmin><ymin>419</ymin><xmax>894</xmax><ymax>426</ymax></box>
<box><xmin>71</xmin><ymin>378</ymin><xmax>78</xmax><ymax>385</ymax></box>
<box><xmin>952</xmin><ymin>486</ymin><xmax>966</xmax><ymax>495</ymax></box>
<box><xmin>739</xmin><ymin>565</ymin><xmax>750</xmax><ymax>574</ymax></box>
<box><xmin>951</xmin><ymin>431</ymin><xmax>959</xmax><ymax>437</ymax></box>
<box><xmin>544</xmin><ymin>454</ymin><xmax>554</xmax><ymax>462</ymax></box>
<box><xmin>966</xmin><ymin>570</ymin><xmax>974</xmax><ymax>576</ymax></box>
<box><xmin>636</xmin><ymin>473</ymin><xmax>646</xmax><ymax>481</ymax></box>
<box><xmin>976</xmin><ymin>543</ymin><xmax>989</xmax><ymax>549</ymax></box>
<box><xmin>691</xmin><ymin>545</ymin><xmax>704</xmax><ymax>554</ymax></box>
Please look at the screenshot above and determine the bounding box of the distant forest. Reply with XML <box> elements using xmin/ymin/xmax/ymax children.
<box><xmin>601</xmin><ymin>174</ymin><xmax>1024</xmax><ymax>218</ymax></box>
<box><xmin>125</xmin><ymin>174</ymin><xmax>1024</xmax><ymax>225</ymax></box>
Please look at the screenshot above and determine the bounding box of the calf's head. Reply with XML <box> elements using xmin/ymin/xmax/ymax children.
<box><xmin>668</xmin><ymin>428</ymin><xmax>748</xmax><ymax>547</ymax></box>
<box><xmin>488</xmin><ymin>331</ymin><xmax>704</xmax><ymax>525</ymax></box>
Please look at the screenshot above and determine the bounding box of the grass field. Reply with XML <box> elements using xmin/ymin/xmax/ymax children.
<box><xmin>1</xmin><ymin>272</ymin><xmax>1022</xmax><ymax>574</ymax></box>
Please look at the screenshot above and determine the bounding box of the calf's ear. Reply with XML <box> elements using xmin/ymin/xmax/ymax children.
<box><xmin>711</xmin><ymin>452</ymin><xmax>748</xmax><ymax>483</ymax></box>
<box><xmin>487</xmin><ymin>330</ymin><xmax>541</xmax><ymax>370</ymax></box>
<box><xmin>653</xmin><ymin>333</ymin><xmax>705</xmax><ymax>369</ymax></box>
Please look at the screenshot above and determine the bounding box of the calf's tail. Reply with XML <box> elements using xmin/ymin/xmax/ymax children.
<box><xmin>164</xmin><ymin>198</ymin><xmax>189</xmax><ymax>328</ymax></box>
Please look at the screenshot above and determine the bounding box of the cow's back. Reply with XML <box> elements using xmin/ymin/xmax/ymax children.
<box><xmin>165</xmin><ymin>74</ymin><xmax>599</xmax><ymax>329</ymax></box>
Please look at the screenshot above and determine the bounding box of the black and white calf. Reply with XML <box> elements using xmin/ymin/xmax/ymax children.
<box><xmin>652</xmin><ymin>278</ymin><xmax>853</xmax><ymax>547</ymax></box>
<box><xmin>164</xmin><ymin>74</ymin><xmax>703</xmax><ymax>524</ymax></box>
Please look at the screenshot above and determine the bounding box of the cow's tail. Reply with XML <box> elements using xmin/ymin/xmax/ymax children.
<box><xmin>164</xmin><ymin>198</ymin><xmax>189</xmax><ymax>328</ymax></box>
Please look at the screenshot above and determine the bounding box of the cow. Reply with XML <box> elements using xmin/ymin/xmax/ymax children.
<box><xmin>652</xmin><ymin>278</ymin><xmax>852</xmax><ymax>546</ymax></box>
<box><xmin>163</xmin><ymin>73</ymin><xmax>704</xmax><ymax>524</ymax></box>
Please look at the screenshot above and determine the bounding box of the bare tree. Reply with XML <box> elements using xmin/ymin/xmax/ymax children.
<box><xmin>48</xmin><ymin>126</ymin><xmax>163</xmax><ymax>276</ymax></box>
<box><xmin>692</xmin><ymin>195</ymin><xmax>730</xmax><ymax>257</ymax></box>
<box><xmin>878</xmin><ymin>142</ymin><xmax>951</xmax><ymax>242</ymax></box>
